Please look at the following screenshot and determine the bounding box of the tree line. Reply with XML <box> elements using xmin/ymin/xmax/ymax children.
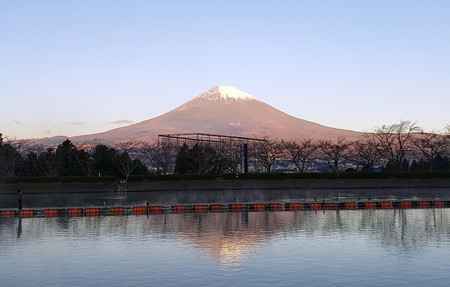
<box><xmin>0</xmin><ymin>137</ymin><xmax>147</xmax><ymax>178</ymax></box>
<box><xmin>1</xmin><ymin>121</ymin><xmax>449</xmax><ymax>178</ymax></box>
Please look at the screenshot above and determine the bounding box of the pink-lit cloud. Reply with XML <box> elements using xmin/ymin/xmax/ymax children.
<box><xmin>65</xmin><ymin>121</ymin><xmax>85</xmax><ymax>125</ymax></box>
<box><xmin>110</xmin><ymin>119</ymin><xmax>134</xmax><ymax>125</ymax></box>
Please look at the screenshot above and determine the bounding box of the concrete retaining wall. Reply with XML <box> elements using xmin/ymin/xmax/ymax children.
<box><xmin>127</xmin><ymin>178</ymin><xmax>450</xmax><ymax>191</ymax></box>
<box><xmin>1</xmin><ymin>178</ymin><xmax>450</xmax><ymax>194</ymax></box>
<box><xmin>0</xmin><ymin>182</ymin><xmax>117</xmax><ymax>194</ymax></box>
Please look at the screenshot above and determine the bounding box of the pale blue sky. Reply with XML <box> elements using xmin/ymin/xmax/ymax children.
<box><xmin>1</xmin><ymin>0</ymin><xmax>449</xmax><ymax>139</ymax></box>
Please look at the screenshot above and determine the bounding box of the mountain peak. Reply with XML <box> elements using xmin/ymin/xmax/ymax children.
<box><xmin>195</xmin><ymin>86</ymin><xmax>260</xmax><ymax>102</ymax></box>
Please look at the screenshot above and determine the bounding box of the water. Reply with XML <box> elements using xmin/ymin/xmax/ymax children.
<box><xmin>1</xmin><ymin>187</ymin><xmax>449</xmax><ymax>208</ymax></box>
<box><xmin>1</xmin><ymin>208</ymin><xmax>449</xmax><ymax>286</ymax></box>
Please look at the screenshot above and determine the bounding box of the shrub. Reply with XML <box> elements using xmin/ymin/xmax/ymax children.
<box><xmin>100</xmin><ymin>176</ymin><xmax>116</xmax><ymax>182</ymax></box>
<box><xmin>127</xmin><ymin>175</ymin><xmax>146</xmax><ymax>182</ymax></box>
<box><xmin>222</xmin><ymin>173</ymin><xmax>239</xmax><ymax>180</ymax></box>
<box><xmin>287</xmin><ymin>172</ymin><xmax>338</xmax><ymax>179</ymax></box>
<box><xmin>1</xmin><ymin>176</ymin><xmax>60</xmax><ymax>183</ymax></box>
<box><xmin>415</xmin><ymin>171</ymin><xmax>450</xmax><ymax>178</ymax></box>
<box><xmin>338</xmin><ymin>172</ymin><xmax>390</xmax><ymax>179</ymax></box>
<box><xmin>60</xmin><ymin>176</ymin><xmax>103</xmax><ymax>183</ymax></box>
<box><xmin>392</xmin><ymin>172</ymin><xmax>414</xmax><ymax>178</ymax></box>
<box><xmin>0</xmin><ymin>176</ymin><xmax>116</xmax><ymax>184</ymax></box>
<box><xmin>234</xmin><ymin>173</ymin><xmax>287</xmax><ymax>180</ymax></box>
<box><xmin>146</xmin><ymin>174</ymin><xmax>216</xmax><ymax>181</ymax></box>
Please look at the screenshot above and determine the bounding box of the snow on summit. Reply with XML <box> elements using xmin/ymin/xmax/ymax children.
<box><xmin>196</xmin><ymin>86</ymin><xmax>260</xmax><ymax>102</ymax></box>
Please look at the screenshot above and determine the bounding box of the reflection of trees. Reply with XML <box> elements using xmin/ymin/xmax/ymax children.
<box><xmin>1</xmin><ymin>209</ymin><xmax>449</xmax><ymax>262</ymax></box>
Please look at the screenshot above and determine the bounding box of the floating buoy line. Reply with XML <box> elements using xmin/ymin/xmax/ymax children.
<box><xmin>1</xmin><ymin>200</ymin><xmax>449</xmax><ymax>218</ymax></box>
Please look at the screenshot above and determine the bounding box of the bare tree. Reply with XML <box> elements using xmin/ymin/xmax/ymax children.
<box><xmin>192</xmin><ymin>144</ymin><xmax>218</xmax><ymax>174</ymax></box>
<box><xmin>252</xmin><ymin>137</ymin><xmax>284</xmax><ymax>173</ymax></box>
<box><xmin>32</xmin><ymin>146</ymin><xmax>61</xmax><ymax>176</ymax></box>
<box><xmin>0</xmin><ymin>136</ymin><xmax>32</xmax><ymax>177</ymax></box>
<box><xmin>372</xmin><ymin>120</ymin><xmax>421</xmax><ymax>173</ymax></box>
<box><xmin>283</xmin><ymin>139</ymin><xmax>317</xmax><ymax>172</ymax></box>
<box><xmin>139</xmin><ymin>139</ymin><xmax>177</xmax><ymax>174</ymax></box>
<box><xmin>444</xmin><ymin>124</ymin><xmax>450</xmax><ymax>139</ymax></box>
<box><xmin>219</xmin><ymin>138</ymin><xmax>246</xmax><ymax>173</ymax></box>
<box><xmin>112</xmin><ymin>140</ymin><xmax>142</xmax><ymax>179</ymax></box>
<box><xmin>350</xmin><ymin>133</ymin><xmax>383</xmax><ymax>172</ymax></box>
<box><xmin>318</xmin><ymin>137</ymin><xmax>352</xmax><ymax>176</ymax></box>
<box><xmin>73</xmin><ymin>142</ymin><xmax>96</xmax><ymax>176</ymax></box>
<box><xmin>412</xmin><ymin>131</ymin><xmax>449</xmax><ymax>171</ymax></box>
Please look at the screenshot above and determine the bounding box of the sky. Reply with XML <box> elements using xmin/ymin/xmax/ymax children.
<box><xmin>1</xmin><ymin>0</ymin><xmax>449</xmax><ymax>140</ymax></box>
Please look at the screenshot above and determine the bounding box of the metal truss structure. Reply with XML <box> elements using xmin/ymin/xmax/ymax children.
<box><xmin>158</xmin><ymin>133</ymin><xmax>267</xmax><ymax>173</ymax></box>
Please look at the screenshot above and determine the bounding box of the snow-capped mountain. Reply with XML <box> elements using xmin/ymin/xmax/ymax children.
<box><xmin>194</xmin><ymin>86</ymin><xmax>260</xmax><ymax>102</ymax></box>
<box><xmin>47</xmin><ymin>86</ymin><xmax>361</xmax><ymax>144</ymax></box>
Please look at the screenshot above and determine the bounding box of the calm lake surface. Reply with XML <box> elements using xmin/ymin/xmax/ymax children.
<box><xmin>1</xmin><ymin>208</ymin><xmax>449</xmax><ymax>286</ymax></box>
<box><xmin>1</xmin><ymin>187</ymin><xmax>450</xmax><ymax>208</ymax></box>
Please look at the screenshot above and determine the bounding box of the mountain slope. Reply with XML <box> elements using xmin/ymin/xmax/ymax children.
<box><xmin>59</xmin><ymin>86</ymin><xmax>361</xmax><ymax>144</ymax></box>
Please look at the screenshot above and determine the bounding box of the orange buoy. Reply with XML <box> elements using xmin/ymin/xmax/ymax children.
<box><xmin>433</xmin><ymin>201</ymin><xmax>445</xmax><ymax>208</ymax></box>
<box><xmin>400</xmin><ymin>202</ymin><xmax>412</xmax><ymax>209</ymax></box>
<box><xmin>345</xmin><ymin>202</ymin><xmax>357</xmax><ymax>210</ymax></box>
<box><xmin>253</xmin><ymin>204</ymin><xmax>266</xmax><ymax>211</ymax></box>
<box><xmin>1</xmin><ymin>210</ymin><xmax>16</xmax><ymax>218</ymax></box>
<box><xmin>310</xmin><ymin>203</ymin><xmax>322</xmax><ymax>210</ymax></box>
<box><xmin>231</xmin><ymin>204</ymin><xmax>244</xmax><ymax>212</ymax></box>
<box><xmin>173</xmin><ymin>206</ymin><xmax>186</xmax><ymax>213</ymax></box>
<box><xmin>325</xmin><ymin>203</ymin><xmax>337</xmax><ymax>210</ymax></box>
<box><xmin>194</xmin><ymin>205</ymin><xmax>208</xmax><ymax>213</ymax></box>
<box><xmin>418</xmin><ymin>201</ymin><xmax>430</xmax><ymax>208</ymax></box>
<box><xmin>149</xmin><ymin>206</ymin><xmax>163</xmax><ymax>214</ymax></box>
<box><xmin>289</xmin><ymin>203</ymin><xmax>302</xmax><ymax>210</ymax></box>
<box><xmin>110</xmin><ymin>207</ymin><xmax>124</xmax><ymax>215</ymax></box>
<box><xmin>133</xmin><ymin>206</ymin><xmax>147</xmax><ymax>215</ymax></box>
<box><xmin>210</xmin><ymin>204</ymin><xmax>224</xmax><ymax>212</ymax></box>
<box><xmin>380</xmin><ymin>202</ymin><xmax>392</xmax><ymax>209</ymax></box>
<box><xmin>365</xmin><ymin>202</ymin><xmax>376</xmax><ymax>209</ymax></box>
<box><xmin>86</xmin><ymin>208</ymin><xmax>100</xmax><ymax>216</ymax></box>
<box><xmin>45</xmin><ymin>209</ymin><xmax>58</xmax><ymax>217</ymax></box>
<box><xmin>20</xmin><ymin>210</ymin><xmax>34</xmax><ymax>218</ymax></box>
<box><xmin>69</xmin><ymin>208</ymin><xmax>82</xmax><ymax>216</ymax></box>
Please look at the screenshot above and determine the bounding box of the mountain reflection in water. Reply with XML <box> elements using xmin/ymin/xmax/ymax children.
<box><xmin>1</xmin><ymin>207</ymin><xmax>450</xmax><ymax>287</ymax></box>
<box><xmin>1</xmin><ymin>209</ymin><xmax>449</xmax><ymax>267</ymax></box>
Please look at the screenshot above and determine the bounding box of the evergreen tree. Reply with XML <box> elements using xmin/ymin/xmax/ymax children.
<box><xmin>93</xmin><ymin>144</ymin><xmax>119</xmax><ymax>177</ymax></box>
<box><xmin>55</xmin><ymin>140</ymin><xmax>81</xmax><ymax>176</ymax></box>
<box><xmin>174</xmin><ymin>144</ymin><xmax>192</xmax><ymax>174</ymax></box>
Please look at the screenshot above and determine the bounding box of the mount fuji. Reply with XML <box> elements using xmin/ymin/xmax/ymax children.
<box><xmin>48</xmin><ymin>86</ymin><xmax>361</xmax><ymax>144</ymax></box>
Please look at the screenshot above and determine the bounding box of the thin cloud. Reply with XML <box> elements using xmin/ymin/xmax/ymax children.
<box><xmin>65</xmin><ymin>121</ymin><xmax>85</xmax><ymax>126</ymax></box>
<box><xmin>13</xmin><ymin>120</ymin><xmax>20</xmax><ymax>125</ymax></box>
<box><xmin>111</xmin><ymin>119</ymin><xmax>134</xmax><ymax>125</ymax></box>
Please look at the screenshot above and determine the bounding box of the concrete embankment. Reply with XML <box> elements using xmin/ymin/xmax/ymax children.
<box><xmin>1</xmin><ymin>178</ymin><xmax>450</xmax><ymax>194</ymax></box>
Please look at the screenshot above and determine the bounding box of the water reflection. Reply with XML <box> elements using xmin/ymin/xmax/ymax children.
<box><xmin>17</xmin><ymin>218</ymin><xmax>22</xmax><ymax>238</ymax></box>
<box><xmin>1</xmin><ymin>209</ymin><xmax>450</xmax><ymax>286</ymax></box>
<box><xmin>1</xmin><ymin>209</ymin><xmax>449</xmax><ymax>265</ymax></box>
